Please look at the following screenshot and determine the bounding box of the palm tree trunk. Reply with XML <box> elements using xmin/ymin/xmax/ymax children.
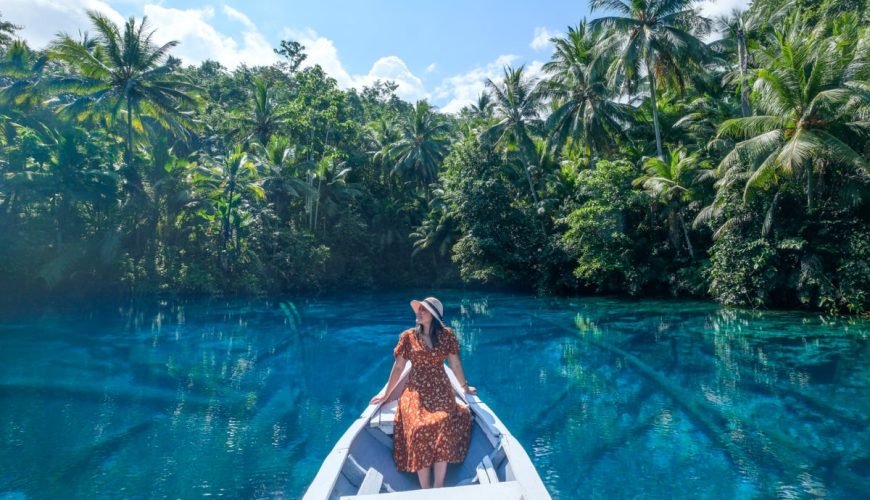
<box><xmin>678</xmin><ymin>213</ymin><xmax>695</xmax><ymax>260</ymax></box>
<box><xmin>519</xmin><ymin>130</ymin><xmax>540</xmax><ymax>206</ymax></box>
<box><xmin>737</xmin><ymin>31</ymin><xmax>751</xmax><ymax>117</ymax></box>
<box><xmin>646</xmin><ymin>58</ymin><xmax>664</xmax><ymax>160</ymax></box>
<box><xmin>313</xmin><ymin>175</ymin><xmax>322</xmax><ymax>233</ymax></box>
<box><xmin>806</xmin><ymin>169</ymin><xmax>814</xmax><ymax>212</ymax></box>
<box><xmin>223</xmin><ymin>183</ymin><xmax>234</xmax><ymax>253</ymax></box>
<box><xmin>524</xmin><ymin>163</ymin><xmax>540</xmax><ymax>206</ymax></box>
<box><xmin>126</xmin><ymin>99</ymin><xmax>134</xmax><ymax>170</ymax></box>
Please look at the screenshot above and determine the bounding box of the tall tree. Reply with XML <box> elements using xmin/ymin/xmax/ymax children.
<box><xmin>590</xmin><ymin>0</ymin><xmax>711</xmax><ymax>159</ymax></box>
<box><xmin>274</xmin><ymin>40</ymin><xmax>307</xmax><ymax>73</ymax></box>
<box><xmin>634</xmin><ymin>146</ymin><xmax>705</xmax><ymax>258</ymax></box>
<box><xmin>190</xmin><ymin>146</ymin><xmax>265</xmax><ymax>260</ymax></box>
<box><xmin>468</xmin><ymin>92</ymin><xmax>495</xmax><ymax>120</ymax></box>
<box><xmin>239</xmin><ymin>76</ymin><xmax>289</xmax><ymax>146</ymax></box>
<box><xmin>542</xmin><ymin>21</ymin><xmax>633</xmax><ymax>165</ymax></box>
<box><xmin>50</xmin><ymin>11</ymin><xmax>198</xmax><ymax>189</ymax></box>
<box><xmin>713</xmin><ymin>9</ymin><xmax>753</xmax><ymax>117</ymax></box>
<box><xmin>482</xmin><ymin>65</ymin><xmax>544</xmax><ymax>204</ymax></box>
<box><xmin>714</xmin><ymin>13</ymin><xmax>869</xmax><ymax>212</ymax></box>
<box><xmin>0</xmin><ymin>12</ymin><xmax>21</xmax><ymax>47</ymax></box>
<box><xmin>386</xmin><ymin>100</ymin><xmax>451</xmax><ymax>191</ymax></box>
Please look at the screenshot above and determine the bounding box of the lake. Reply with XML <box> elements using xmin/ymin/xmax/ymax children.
<box><xmin>0</xmin><ymin>291</ymin><xmax>867</xmax><ymax>498</ymax></box>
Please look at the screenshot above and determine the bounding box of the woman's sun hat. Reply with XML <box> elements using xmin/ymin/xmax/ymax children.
<box><xmin>410</xmin><ymin>297</ymin><xmax>445</xmax><ymax>327</ymax></box>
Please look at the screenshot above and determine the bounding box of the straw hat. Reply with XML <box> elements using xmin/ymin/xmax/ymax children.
<box><xmin>410</xmin><ymin>297</ymin><xmax>445</xmax><ymax>327</ymax></box>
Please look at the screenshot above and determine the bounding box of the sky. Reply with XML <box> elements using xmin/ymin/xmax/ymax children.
<box><xmin>3</xmin><ymin>0</ymin><xmax>748</xmax><ymax>113</ymax></box>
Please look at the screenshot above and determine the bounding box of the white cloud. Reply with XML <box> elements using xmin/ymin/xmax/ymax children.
<box><xmin>357</xmin><ymin>56</ymin><xmax>429</xmax><ymax>102</ymax></box>
<box><xmin>144</xmin><ymin>4</ymin><xmax>277</xmax><ymax>68</ymax></box>
<box><xmin>282</xmin><ymin>27</ymin><xmax>354</xmax><ymax>86</ymax></box>
<box><xmin>425</xmin><ymin>63</ymin><xmax>437</xmax><ymax>74</ymax></box>
<box><xmin>434</xmin><ymin>54</ymin><xmax>554</xmax><ymax>114</ymax></box>
<box><xmin>1</xmin><ymin>1</ymin><xmax>278</xmax><ymax>69</ymax></box>
<box><xmin>698</xmin><ymin>0</ymin><xmax>751</xmax><ymax>20</ymax></box>
<box><xmin>2</xmin><ymin>0</ymin><xmax>126</xmax><ymax>49</ymax></box>
<box><xmin>221</xmin><ymin>5</ymin><xmax>256</xmax><ymax>31</ymax></box>
<box><xmin>530</xmin><ymin>26</ymin><xmax>557</xmax><ymax>51</ymax></box>
<box><xmin>283</xmin><ymin>27</ymin><xmax>428</xmax><ymax>102</ymax></box>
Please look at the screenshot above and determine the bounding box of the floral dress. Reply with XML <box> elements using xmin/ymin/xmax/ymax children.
<box><xmin>392</xmin><ymin>327</ymin><xmax>472</xmax><ymax>472</ymax></box>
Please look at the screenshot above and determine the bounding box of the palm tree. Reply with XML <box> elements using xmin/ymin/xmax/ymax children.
<box><xmin>386</xmin><ymin>100</ymin><xmax>451</xmax><ymax>191</ymax></box>
<box><xmin>634</xmin><ymin>146</ymin><xmax>705</xmax><ymax>258</ymax></box>
<box><xmin>0</xmin><ymin>40</ymin><xmax>49</xmax><ymax>136</ymax></box>
<box><xmin>239</xmin><ymin>77</ymin><xmax>289</xmax><ymax>146</ymax></box>
<box><xmin>364</xmin><ymin>117</ymin><xmax>402</xmax><ymax>188</ymax></box>
<box><xmin>481</xmin><ymin>65</ymin><xmax>545</xmax><ymax>204</ymax></box>
<box><xmin>410</xmin><ymin>188</ymin><xmax>458</xmax><ymax>262</ymax></box>
<box><xmin>0</xmin><ymin>12</ymin><xmax>20</xmax><ymax>47</ymax></box>
<box><xmin>190</xmin><ymin>146</ymin><xmax>265</xmax><ymax>258</ymax></box>
<box><xmin>50</xmin><ymin>11</ymin><xmax>198</xmax><ymax>188</ymax></box>
<box><xmin>710</xmin><ymin>8</ymin><xmax>769</xmax><ymax>117</ymax></box>
<box><xmin>714</xmin><ymin>13</ymin><xmax>869</xmax><ymax>212</ymax></box>
<box><xmin>590</xmin><ymin>0</ymin><xmax>711</xmax><ymax>159</ymax></box>
<box><xmin>307</xmin><ymin>154</ymin><xmax>361</xmax><ymax>233</ymax></box>
<box><xmin>541</xmin><ymin>21</ymin><xmax>633</xmax><ymax>165</ymax></box>
<box><xmin>253</xmin><ymin>136</ymin><xmax>312</xmax><ymax>221</ymax></box>
<box><xmin>468</xmin><ymin>92</ymin><xmax>495</xmax><ymax>120</ymax></box>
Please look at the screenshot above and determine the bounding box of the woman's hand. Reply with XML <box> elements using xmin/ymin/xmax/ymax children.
<box><xmin>464</xmin><ymin>385</ymin><xmax>477</xmax><ymax>395</ymax></box>
<box><xmin>370</xmin><ymin>394</ymin><xmax>385</xmax><ymax>405</ymax></box>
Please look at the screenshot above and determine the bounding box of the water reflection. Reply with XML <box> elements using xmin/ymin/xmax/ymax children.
<box><xmin>0</xmin><ymin>293</ymin><xmax>866</xmax><ymax>498</ymax></box>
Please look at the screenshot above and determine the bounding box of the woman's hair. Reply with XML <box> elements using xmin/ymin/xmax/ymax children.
<box><xmin>416</xmin><ymin>318</ymin><xmax>443</xmax><ymax>347</ymax></box>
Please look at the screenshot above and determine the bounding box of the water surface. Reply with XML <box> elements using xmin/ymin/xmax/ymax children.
<box><xmin>1</xmin><ymin>291</ymin><xmax>867</xmax><ymax>498</ymax></box>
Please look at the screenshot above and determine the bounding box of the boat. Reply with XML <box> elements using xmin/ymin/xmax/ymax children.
<box><xmin>303</xmin><ymin>363</ymin><xmax>552</xmax><ymax>499</ymax></box>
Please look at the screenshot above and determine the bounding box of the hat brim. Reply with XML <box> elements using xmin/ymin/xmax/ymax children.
<box><xmin>410</xmin><ymin>299</ymin><xmax>445</xmax><ymax>327</ymax></box>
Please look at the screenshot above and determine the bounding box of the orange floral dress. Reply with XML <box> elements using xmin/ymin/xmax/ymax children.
<box><xmin>392</xmin><ymin>327</ymin><xmax>472</xmax><ymax>472</ymax></box>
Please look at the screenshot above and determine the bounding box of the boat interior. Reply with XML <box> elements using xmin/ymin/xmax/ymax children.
<box><xmin>328</xmin><ymin>371</ymin><xmax>510</xmax><ymax>498</ymax></box>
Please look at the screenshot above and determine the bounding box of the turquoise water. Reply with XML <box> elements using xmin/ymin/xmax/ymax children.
<box><xmin>0</xmin><ymin>291</ymin><xmax>868</xmax><ymax>499</ymax></box>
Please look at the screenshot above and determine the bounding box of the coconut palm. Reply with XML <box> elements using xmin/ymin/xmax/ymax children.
<box><xmin>252</xmin><ymin>136</ymin><xmax>312</xmax><ymax>222</ymax></box>
<box><xmin>49</xmin><ymin>11</ymin><xmax>198</xmax><ymax>188</ymax></box>
<box><xmin>385</xmin><ymin>100</ymin><xmax>451</xmax><ymax>190</ymax></box>
<box><xmin>0</xmin><ymin>12</ymin><xmax>20</xmax><ymax>47</ymax></box>
<box><xmin>710</xmin><ymin>9</ymin><xmax>755</xmax><ymax>117</ymax></box>
<box><xmin>481</xmin><ymin>65</ymin><xmax>545</xmax><ymax>204</ymax></box>
<box><xmin>363</xmin><ymin>117</ymin><xmax>402</xmax><ymax>188</ymax></box>
<box><xmin>541</xmin><ymin>21</ymin><xmax>633</xmax><ymax>165</ymax></box>
<box><xmin>410</xmin><ymin>188</ymin><xmax>458</xmax><ymax>261</ymax></box>
<box><xmin>590</xmin><ymin>0</ymin><xmax>712</xmax><ymax>159</ymax></box>
<box><xmin>189</xmin><ymin>146</ymin><xmax>265</xmax><ymax>257</ymax></box>
<box><xmin>714</xmin><ymin>13</ymin><xmax>870</xmax><ymax>212</ymax></box>
<box><xmin>468</xmin><ymin>92</ymin><xmax>495</xmax><ymax>120</ymax></box>
<box><xmin>634</xmin><ymin>146</ymin><xmax>707</xmax><ymax>258</ymax></box>
<box><xmin>239</xmin><ymin>76</ymin><xmax>289</xmax><ymax>146</ymax></box>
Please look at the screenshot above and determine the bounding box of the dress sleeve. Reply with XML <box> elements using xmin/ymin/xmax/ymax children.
<box><xmin>444</xmin><ymin>328</ymin><xmax>460</xmax><ymax>355</ymax></box>
<box><xmin>393</xmin><ymin>330</ymin><xmax>411</xmax><ymax>359</ymax></box>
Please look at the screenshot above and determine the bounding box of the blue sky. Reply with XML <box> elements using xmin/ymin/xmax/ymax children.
<box><xmin>3</xmin><ymin>0</ymin><xmax>745</xmax><ymax>112</ymax></box>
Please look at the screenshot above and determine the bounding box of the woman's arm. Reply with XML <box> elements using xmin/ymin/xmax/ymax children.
<box><xmin>447</xmin><ymin>353</ymin><xmax>477</xmax><ymax>395</ymax></box>
<box><xmin>370</xmin><ymin>355</ymin><xmax>409</xmax><ymax>405</ymax></box>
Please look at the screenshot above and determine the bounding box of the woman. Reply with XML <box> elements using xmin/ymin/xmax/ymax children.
<box><xmin>369</xmin><ymin>297</ymin><xmax>476</xmax><ymax>489</ymax></box>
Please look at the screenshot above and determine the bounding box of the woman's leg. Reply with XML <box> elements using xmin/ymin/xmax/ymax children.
<box><xmin>416</xmin><ymin>466</ymin><xmax>432</xmax><ymax>489</ymax></box>
<box><xmin>433</xmin><ymin>461</ymin><xmax>447</xmax><ymax>488</ymax></box>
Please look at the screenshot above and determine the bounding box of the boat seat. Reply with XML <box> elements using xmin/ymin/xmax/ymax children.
<box><xmin>370</xmin><ymin>397</ymin><xmax>470</xmax><ymax>435</ymax></box>
<box><xmin>457</xmin><ymin>442</ymin><xmax>507</xmax><ymax>486</ymax></box>
<box><xmin>357</xmin><ymin>467</ymin><xmax>383</xmax><ymax>495</ymax></box>
<box><xmin>341</xmin><ymin>454</ymin><xmax>395</xmax><ymax>494</ymax></box>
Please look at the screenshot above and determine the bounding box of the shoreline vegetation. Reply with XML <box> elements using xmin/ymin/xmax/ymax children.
<box><xmin>0</xmin><ymin>0</ymin><xmax>867</xmax><ymax>315</ymax></box>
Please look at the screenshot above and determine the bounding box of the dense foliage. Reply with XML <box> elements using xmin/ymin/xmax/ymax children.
<box><xmin>0</xmin><ymin>0</ymin><xmax>867</xmax><ymax>313</ymax></box>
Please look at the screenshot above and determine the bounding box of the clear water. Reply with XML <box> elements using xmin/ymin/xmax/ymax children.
<box><xmin>0</xmin><ymin>291</ymin><xmax>868</xmax><ymax>499</ymax></box>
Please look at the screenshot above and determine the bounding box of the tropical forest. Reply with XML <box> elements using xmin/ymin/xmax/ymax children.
<box><xmin>0</xmin><ymin>0</ymin><xmax>868</xmax><ymax>315</ymax></box>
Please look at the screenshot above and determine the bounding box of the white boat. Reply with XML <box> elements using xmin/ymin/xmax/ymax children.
<box><xmin>303</xmin><ymin>363</ymin><xmax>552</xmax><ymax>499</ymax></box>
